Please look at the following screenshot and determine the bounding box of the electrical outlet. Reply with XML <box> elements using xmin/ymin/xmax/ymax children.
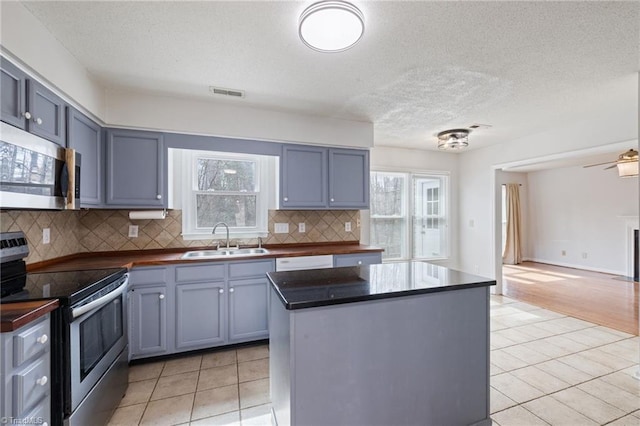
<box><xmin>345</xmin><ymin>222</ymin><xmax>352</xmax><ymax>232</ymax></box>
<box><xmin>582</xmin><ymin>252</ymin><xmax>588</xmax><ymax>259</ymax></box>
<box><xmin>356</xmin><ymin>218</ymin><xmax>361</xmax><ymax>228</ymax></box>
<box><xmin>42</xmin><ymin>228</ymin><xmax>50</xmax><ymax>244</ymax></box>
<box><xmin>274</xmin><ymin>223</ymin><xmax>289</xmax><ymax>233</ymax></box>
<box><xmin>128</xmin><ymin>225</ymin><xmax>139</xmax><ymax>238</ymax></box>
<box><xmin>469</xmin><ymin>219</ymin><xmax>475</xmax><ymax>228</ymax></box>
<box><xmin>299</xmin><ymin>222</ymin><xmax>306</xmax><ymax>233</ymax></box>
<box><xmin>561</xmin><ymin>250</ymin><xmax>566</xmax><ymax>256</ymax></box>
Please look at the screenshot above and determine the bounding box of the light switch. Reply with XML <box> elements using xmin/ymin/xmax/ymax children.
<box><xmin>275</xmin><ymin>223</ymin><xmax>289</xmax><ymax>233</ymax></box>
<box><xmin>42</xmin><ymin>228</ymin><xmax>50</xmax><ymax>244</ymax></box>
<box><xmin>128</xmin><ymin>225</ymin><xmax>139</xmax><ymax>238</ymax></box>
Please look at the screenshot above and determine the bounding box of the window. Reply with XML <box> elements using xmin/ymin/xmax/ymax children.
<box><xmin>179</xmin><ymin>150</ymin><xmax>273</xmax><ymax>239</ymax></box>
<box><xmin>370</xmin><ymin>171</ymin><xmax>449</xmax><ymax>261</ymax></box>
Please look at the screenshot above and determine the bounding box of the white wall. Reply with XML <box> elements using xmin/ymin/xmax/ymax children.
<box><xmin>458</xmin><ymin>75</ymin><xmax>638</xmax><ymax>288</ymax></box>
<box><xmin>0</xmin><ymin>2</ymin><xmax>106</xmax><ymax>120</ymax></box>
<box><xmin>525</xmin><ymin>165</ymin><xmax>638</xmax><ymax>275</ymax></box>
<box><xmin>105</xmin><ymin>89</ymin><xmax>373</xmax><ymax>148</ymax></box>
<box><xmin>363</xmin><ymin>146</ymin><xmax>460</xmax><ymax>268</ymax></box>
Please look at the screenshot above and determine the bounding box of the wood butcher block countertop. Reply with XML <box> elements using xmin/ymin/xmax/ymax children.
<box><xmin>1</xmin><ymin>299</ymin><xmax>59</xmax><ymax>332</ymax></box>
<box><xmin>27</xmin><ymin>242</ymin><xmax>383</xmax><ymax>273</ymax></box>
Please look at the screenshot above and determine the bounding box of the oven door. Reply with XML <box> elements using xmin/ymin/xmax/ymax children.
<box><xmin>69</xmin><ymin>274</ymin><xmax>129</xmax><ymax>411</ymax></box>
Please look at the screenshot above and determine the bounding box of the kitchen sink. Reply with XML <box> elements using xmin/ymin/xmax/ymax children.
<box><xmin>180</xmin><ymin>248</ymin><xmax>270</xmax><ymax>259</ymax></box>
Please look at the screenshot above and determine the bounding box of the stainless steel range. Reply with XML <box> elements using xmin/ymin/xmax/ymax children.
<box><xmin>0</xmin><ymin>231</ymin><xmax>129</xmax><ymax>426</ymax></box>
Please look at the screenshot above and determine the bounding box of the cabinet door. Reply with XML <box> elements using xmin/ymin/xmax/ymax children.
<box><xmin>106</xmin><ymin>129</ymin><xmax>166</xmax><ymax>207</ymax></box>
<box><xmin>0</xmin><ymin>58</ymin><xmax>27</xmax><ymax>129</ymax></box>
<box><xmin>328</xmin><ymin>148</ymin><xmax>369</xmax><ymax>209</ymax></box>
<box><xmin>333</xmin><ymin>252</ymin><xmax>382</xmax><ymax>267</ymax></box>
<box><xmin>27</xmin><ymin>80</ymin><xmax>66</xmax><ymax>146</ymax></box>
<box><xmin>175</xmin><ymin>281</ymin><xmax>226</xmax><ymax>350</ymax></box>
<box><xmin>281</xmin><ymin>145</ymin><xmax>327</xmax><ymax>209</ymax></box>
<box><xmin>228</xmin><ymin>278</ymin><xmax>269</xmax><ymax>342</ymax></box>
<box><xmin>67</xmin><ymin>108</ymin><xmax>103</xmax><ymax>206</ymax></box>
<box><xmin>130</xmin><ymin>286</ymin><xmax>168</xmax><ymax>358</ymax></box>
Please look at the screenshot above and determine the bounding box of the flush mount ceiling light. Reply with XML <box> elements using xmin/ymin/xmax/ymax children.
<box><xmin>437</xmin><ymin>129</ymin><xmax>470</xmax><ymax>151</ymax></box>
<box><xmin>299</xmin><ymin>1</ymin><xmax>364</xmax><ymax>53</ymax></box>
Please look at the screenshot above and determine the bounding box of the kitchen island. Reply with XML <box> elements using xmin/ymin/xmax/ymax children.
<box><xmin>267</xmin><ymin>261</ymin><xmax>496</xmax><ymax>426</ymax></box>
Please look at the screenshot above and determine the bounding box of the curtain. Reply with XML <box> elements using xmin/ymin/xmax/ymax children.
<box><xmin>502</xmin><ymin>183</ymin><xmax>522</xmax><ymax>265</ymax></box>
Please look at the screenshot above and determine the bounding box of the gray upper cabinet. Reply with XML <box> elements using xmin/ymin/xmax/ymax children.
<box><xmin>1</xmin><ymin>58</ymin><xmax>66</xmax><ymax>146</ymax></box>
<box><xmin>106</xmin><ymin>128</ymin><xmax>166</xmax><ymax>207</ymax></box>
<box><xmin>328</xmin><ymin>148</ymin><xmax>369</xmax><ymax>209</ymax></box>
<box><xmin>281</xmin><ymin>145</ymin><xmax>328</xmax><ymax>209</ymax></box>
<box><xmin>67</xmin><ymin>108</ymin><xmax>103</xmax><ymax>206</ymax></box>
<box><xmin>0</xmin><ymin>58</ymin><xmax>27</xmax><ymax>130</ymax></box>
<box><xmin>27</xmin><ymin>80</ymin><xmax>66</xmax><ymax>146</ymax></box>
<box><xmin>280</xmin><ymin>144</ymin><xmax>370</xmax><ymax>210</ymax></box>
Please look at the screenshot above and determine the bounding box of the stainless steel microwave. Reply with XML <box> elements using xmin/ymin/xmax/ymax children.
<box><xmin>0</xmin><ymin>122</ymin><xmax>80</xmax><ymax>210</ymax></box>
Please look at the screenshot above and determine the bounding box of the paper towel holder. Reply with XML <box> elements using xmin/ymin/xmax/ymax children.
<box><xmin>128</xmin><ymin>209</ymin><xmax>168</xmax><ymax>220</ymax></box>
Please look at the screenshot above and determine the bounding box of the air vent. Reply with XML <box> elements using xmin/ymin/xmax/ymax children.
<box><xmin>469</xmin><ymin>123</ymin><xmax>492</xmax><ymax>130</ymax></box>
<box><xmin>209</xmin><ymin>86</ymin><xmax>245</xmax><ymax>98</ymax></box>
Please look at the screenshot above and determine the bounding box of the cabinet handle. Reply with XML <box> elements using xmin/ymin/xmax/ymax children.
<box><xmin>357</xmin><ymin>261</ymin><xmax>362</xmax><ymax>265</ymax></box>
<box><xmin>23</xmin><ymin>111</ymin><xmax>32</xmax><ymax>119</ymax></box>
<box><xmin>36</xmin><ymin>376</ymin><xmax>48</xmax><ymax>386</ymax></box>
<box><xmin>35</xmin><ymin>117</ymin><xmax>43</xmax><ymax>125</ymax></box>
<box><xmin>331</xmin><ymin>198</ymin><xmax>335</xmax><ymax>202</ymax></box>
<box><xmin>219</xmin><ymin>289</ymin><xmax>224</xmax><ymax>294</ymax></box>
<box><xmin>156</xmin><ymin>194</ymin><xmax>162</xmax><ymax>200</ymax></box>
<box><xmin>283</xmin><ymin>197</ymin><xmax>288</xmax><ymax>202</ymax></box>
<box><xmin>37</xmin><ymin>334</ymin><xmax>48</xmax><ymax>344</ymax></box>
<box><xmin>229</xmin><ymin>288</ymin><xmax>234</xmax><ymax>293</ymax></box>
<box><xmin>159</xmin><ymin>294</ymin><xmax>165</xmax><ymax>300</ymax></box>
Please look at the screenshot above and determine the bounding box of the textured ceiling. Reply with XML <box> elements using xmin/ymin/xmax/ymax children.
<box><xmin>19</xmin><ymin>1</ymin><xmax>640</xmax><ymax>151</ymax></box>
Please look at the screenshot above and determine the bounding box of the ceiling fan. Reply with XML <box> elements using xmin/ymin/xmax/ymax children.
<box><xmin>583</xmin><ymin>149</ymin><xmax>639</xmax><ymax>177</ymax></box>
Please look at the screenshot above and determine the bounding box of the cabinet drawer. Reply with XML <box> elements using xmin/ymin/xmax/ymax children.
<box><xmin>333</xmin><ymin>253</ymin><xmax>382</xmax><ymax>267</ymax></box>
<box><xmin>130</xmin><ymin>267</ymin><xmax>167</xmax><ymax>286</ymax></box>
<box><xmin>13</xmin><ymin>317</ymin><xmax>50</xmax><ymax>367</ymax></box>
<box><xmin>13</xmin><ymin>356</ymin><xmax>49</xmax><ymax>416</ymax></box>
<box><xmin>228</xmin><ymin>259</ymin><xmax>275</xmax><ymax>279</ymax></box>
<box><xmin>175</xmin><ymin>263</ymin><xmax>226</xmax><ymax>283</ymax></box>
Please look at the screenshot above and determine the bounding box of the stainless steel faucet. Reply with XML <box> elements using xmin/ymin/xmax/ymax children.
<box><xmin>257</xmin><ymin>237</ymin><xmax>263</xmax><ymax>249</ymax></box>
<box><xmin>212</xmin><ymin>222</ymin><xmax>230</xmax><ymax>249</ymax></box>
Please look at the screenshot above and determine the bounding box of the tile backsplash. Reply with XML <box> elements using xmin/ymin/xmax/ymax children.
<box><xmin>0</xmin><ymin>209</ymin><xmax>360</xmax><ymax>264</ymax></box>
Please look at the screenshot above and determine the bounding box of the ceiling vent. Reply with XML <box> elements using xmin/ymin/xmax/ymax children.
<box><xmin>468</xmin><ymin>123</ymin><xmax>492</xmax><ymax>130</ymax></box>
<box><xmin>209</xmin><ymin>86</ymin><xmax>245</xmax><ymax>98</ymax></box>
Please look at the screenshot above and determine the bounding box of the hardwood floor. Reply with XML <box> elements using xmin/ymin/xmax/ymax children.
<box><xmin>502</xmin><ymin>261</ymin><xmax>639</xmax><ymax>335</ymax></box>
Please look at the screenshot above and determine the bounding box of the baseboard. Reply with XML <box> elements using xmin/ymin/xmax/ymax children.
<box><xmin>522</xmin><ymin>258</ymin><xmax>625</xmax><ymax>276</ymax></box>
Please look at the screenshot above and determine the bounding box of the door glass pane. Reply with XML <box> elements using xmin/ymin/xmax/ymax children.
<box><xmin>79</xmin><ymin>297</ymin><xmax>123</xmax><ymax>381</ymax></box>
<box><xmin>370</xmin><ymin>172</ymin><xmax>407</xmax><ymax>260</ymax></box>
<box><xmin>413</xmin><ymin>176</ymin><xmax>446</xmax><ymax>259</ymax></box>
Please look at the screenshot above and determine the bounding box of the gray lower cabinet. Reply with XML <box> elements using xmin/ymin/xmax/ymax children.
<box><xmin>67</xmin><ymin>107</ymin><xmax>103</xmax><ymax>206</ymax></box>
<box><xmin>129</xmin><ymin>259</ymin><xmax>274</xmax><ymax>360</ymax></box>
<box><xmin>280</xmin><ymin>144</ymin><xmax>370</xmax><ymax>210</ymax></box>
<box><xmin>1</xmin><ymin>57</ymin><xmax>66</xmax><ymax>146</ymax></box>
<box><xmin>333</xmin><ymin>252</ymin><xmax>382</xmax><ymax>267</ymax></box>
<box><xmin>175</xmin><ymin>281</ymin><xmax>226</xmax><ymax>350</ymax></box>
<box><xmin>1</xmin><ymin>314</ymin><xmax>52</xmax><ymax>426</ymax></box>
<box><xmin>105</xmin><ymin>128</ymin><xmax>166</xmax><ymax>208</ymax></box>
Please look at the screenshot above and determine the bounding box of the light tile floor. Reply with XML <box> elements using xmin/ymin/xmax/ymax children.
<box><xmin>109</xmin><ymin>295</ymin><xmax>640</xmax><ymax>425</ymax></box>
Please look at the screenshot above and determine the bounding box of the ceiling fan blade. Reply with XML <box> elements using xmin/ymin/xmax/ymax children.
<box><xmin>583</xmin><ymin>160</ymin><xmax>616</xmax><ymax>168</ymax></box>
<box><xmin>603</xmin><ymin>164</ymin><xmax>617</xmax><ymax>170</ymax></box>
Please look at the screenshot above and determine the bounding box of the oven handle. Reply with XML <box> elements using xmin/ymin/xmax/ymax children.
<box><xmin>71</xmin><ymin>274</ymin><xmax>129</xmax><ymax>319</ymax></box>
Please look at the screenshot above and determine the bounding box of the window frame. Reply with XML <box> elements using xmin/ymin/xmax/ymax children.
<box><xmin>181</xmin><ymin>150</ymin><xmax>271</xmax><ymax>240</ymax></box>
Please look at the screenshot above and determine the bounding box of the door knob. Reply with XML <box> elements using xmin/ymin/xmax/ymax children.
<box><xmin>23</xmin><ymin>111</ymin><xmax>32</xmax><ymax>119</ymax></box>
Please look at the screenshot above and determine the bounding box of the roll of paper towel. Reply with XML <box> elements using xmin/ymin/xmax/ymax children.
<box><xmin>129</xmin><ymin>210</ymin><xmax>167</xmax><ymax>220</ymax></box>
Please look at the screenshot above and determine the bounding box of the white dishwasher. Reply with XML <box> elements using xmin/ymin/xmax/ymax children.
<box><xmin>275</xmin><ymin>255</ymin><xmax>334</xmax><ymax>271</ymax></box>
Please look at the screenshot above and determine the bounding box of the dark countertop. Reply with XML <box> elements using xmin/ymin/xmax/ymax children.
<box><xmin>28</xmin><ymin>242</ymin><xmax>383</xmax><ymax>273</ymax></box>
<box><xmin>267</xmin><ymin>261</ymin><xmax>496</xmax><ymax>310</ymax></box>
<box><xmin>1</xmin><ymin>299</ymin><xmax>59</xmax><ymax>332</ymax></box>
